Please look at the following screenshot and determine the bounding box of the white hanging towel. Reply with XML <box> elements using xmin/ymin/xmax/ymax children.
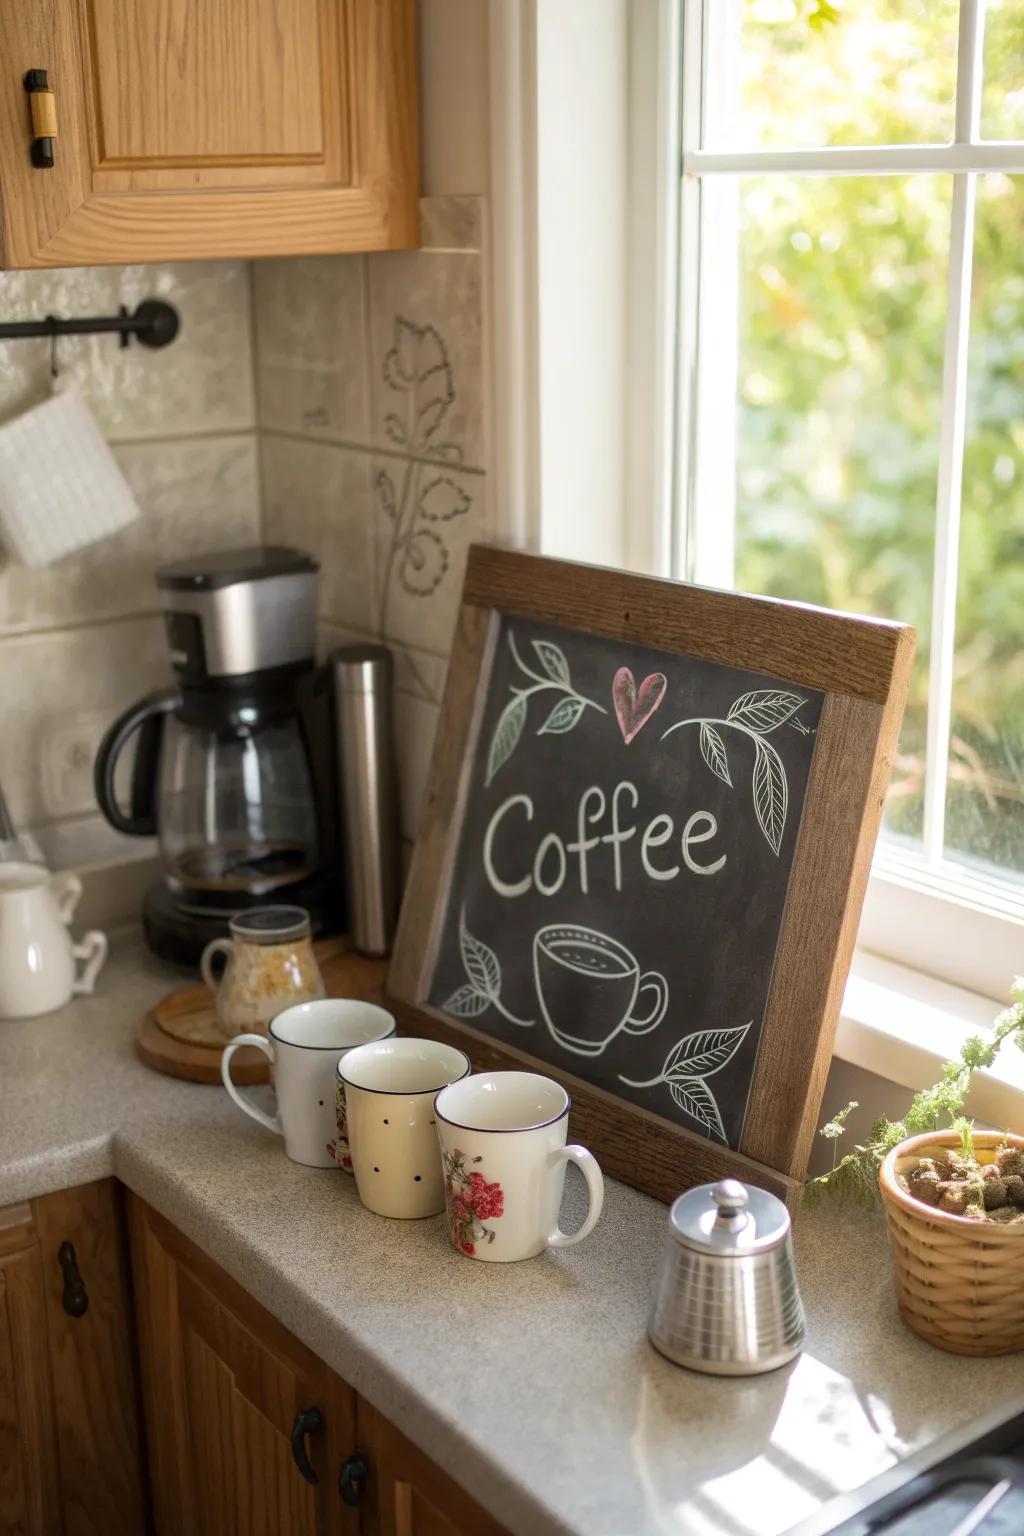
<box><xmin>0</xmin><ymin>381</ymin><xmax>140</xmax><ymax>568</ymax></box>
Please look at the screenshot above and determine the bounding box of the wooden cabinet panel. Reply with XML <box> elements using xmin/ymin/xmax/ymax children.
<box><xmin>358</xmin><ymin>1399</ymin><xmax>508</xmax><ymax>1536</ymax></box>
<box><xmin>0</xmin><ymin>1207</ymin><xmax>62</xmax><ymax>1536</ymax></box>
<box><xmin>33</xmin><ymin>1180</ymin><xmax>147</xmax><ymax>1536</ymax></box>
<box><xmin>0</xmin><ymin>0</ymin><xmax>418</xmax><ymax>267</ymax></box>
<box><xmin>90</xmin><ymin>0</ymin><xmax>326</xmax><ymax>164</ymax></box>
<box><xmin>129</xmin><ymin>1194</ymin><xmax>358</xmax><ymax>1536</ymax></box>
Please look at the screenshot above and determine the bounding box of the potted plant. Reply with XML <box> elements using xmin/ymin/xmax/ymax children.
<box><xmin>810</xmin><ymin>978</ymin><xmax>1024</xmax><ymax>1356</ymax></box>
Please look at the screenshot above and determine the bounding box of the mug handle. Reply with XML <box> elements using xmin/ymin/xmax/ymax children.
<box><xmin>625</xmin><ymin>970</ymin><xmax>668</xmax><ymax>1035</ymax></box>
<box><xmin>547</xmin><ymin>1146</ymin><xmax>604</xmax><ymax>1249</ymax></box>
<box><xmin>200</xmin><ymin>937</ymin><xmax>234</xmax><ymax>992</ymax></box>
<box><xmin>221</xmin><ymin>1035</ymin><xmax>282</xmax><ymax>1137</ymax></box>
<box><xmin>71</xmin><ymin>931</ymin><xmax>108</xmax><ymax>995</ymax></box>
<box><xmin>51</xmin><ymin>871</ymin><xmax>83</xmax><ymax>925</ymax></box>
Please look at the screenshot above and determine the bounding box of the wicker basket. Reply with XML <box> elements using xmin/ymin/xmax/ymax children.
<box><xmin>880</xmin><ymin>1129</ymin><xmax>1024</xmax><ymax>1357</ymax></box>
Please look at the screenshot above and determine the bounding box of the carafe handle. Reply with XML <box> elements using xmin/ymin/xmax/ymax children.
<box><xmin>93</xmin><ymin>687</ymin><xmax>178</xmax><ymax>837</ymax></box>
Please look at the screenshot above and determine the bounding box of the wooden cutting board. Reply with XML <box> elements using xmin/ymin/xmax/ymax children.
<box><xmin>136</xmin><ymin>937</ymin><xmax>389</xmax><ymax>1083</ymax></box>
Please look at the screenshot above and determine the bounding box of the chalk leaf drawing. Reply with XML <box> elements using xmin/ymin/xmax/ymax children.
<box><xmin>699</xmin><ymin>723</ymin><xmax>732</xmax><ymax>787</ymax></box>
<box><xmin>375</xmin><ymin>316</ymin><xmax>472</xmax><ymax>656</ymax></box>
<box><xmin>662</xmin><ymin>688</ymin><xmax>809</xmax><ymax>855</ymax></box>
<box><xmin>620</xmin><ymin>1022</ymin><xmax>752</xmax><ymax>1144</ymax></box>
<box><xmin>486</xmin><ymin>631</ymin><xmax>607</xmax><ymax>786</ymax></box>
<box><xmin>442</xmin><ymin>909</ymin><xmax>534</xmax><ymax>1028</ymax></box>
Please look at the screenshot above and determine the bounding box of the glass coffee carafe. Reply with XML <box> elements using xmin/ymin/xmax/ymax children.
<box><xmin>157</xmin><ymin>705</ymin><xmax>319</xmax><ymax>908</ymax></box>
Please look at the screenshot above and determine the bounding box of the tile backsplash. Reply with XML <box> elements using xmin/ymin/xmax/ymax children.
<box><xmin>0</xmin><ymin>197</ymin><xmax>489</xmax><ymax>871</ymax></box>
<box><xmin>256</xmin><ymin>194</ymin><xmax>489</xmax><ymax>846</ymax></box>
<box><xmin>0</xmin><ymin>261</ymin><xmax>260</xmax><ymax>870</ymax></box>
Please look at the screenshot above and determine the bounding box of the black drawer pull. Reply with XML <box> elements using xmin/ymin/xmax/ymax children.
<box><xmin>339</xmin><ymin>1454</ymin><xmax>369</xmax><ymax>1508</ymax></box>
<box><xmin>290</xmin><ymin>1406</ymin><xmax>323</xmax><ymax>1485</ymax></box>
<box><xmin>58</xmin><ymin>1241</ymin><xmax>88</xmax><ymax>1317</ymax></box>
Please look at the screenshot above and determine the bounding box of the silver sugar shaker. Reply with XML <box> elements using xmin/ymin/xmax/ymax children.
<box><xmin>648</xmin><ymin>1179</ymin><xmax>804</xmax><ymax>1376</ymax></box>
<box><xmin>330</xmin><ymin>645</ymin><xmax>401</xmax><ymax>956</ymax></box>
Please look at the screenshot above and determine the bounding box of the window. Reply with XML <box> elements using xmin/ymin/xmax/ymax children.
<box><xmin>677</xmin><ymin>0</ymin><xmax>1024</xmax><ymax>994</ymax></box>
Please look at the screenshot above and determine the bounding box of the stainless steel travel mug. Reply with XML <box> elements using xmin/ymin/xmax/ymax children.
<box><xmin>330</xmin><ymin>645</ymin><xmax>400</xmax><ymax>956</ymax></box>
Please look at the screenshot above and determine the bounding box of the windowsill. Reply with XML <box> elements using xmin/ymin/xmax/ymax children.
<box><xmin>837</xmin><ymin>951</ymin><xmax>1024</xmax><ymax>1128</ymax></box>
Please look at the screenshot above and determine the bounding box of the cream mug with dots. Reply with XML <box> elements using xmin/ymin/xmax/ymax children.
<box><xmin>221</xmin><ymin>998</ymin><xmax>395</xmax><ymax>1168</ymax></box>
<box><xmin>338</xmin><ymin>1038</ymin><xmax>471</xmax><ymax>1217</ymax></box>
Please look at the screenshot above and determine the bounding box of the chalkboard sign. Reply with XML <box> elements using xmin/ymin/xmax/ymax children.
<box><xmin>426</xmin><ymin>614</ymin><xmax>824</xmax><ymax>1151</ymax></box>
<box><xmin>388</xmin><ymin>547</ymin><xmax>915</xmax><ymax>1204</ymax></box>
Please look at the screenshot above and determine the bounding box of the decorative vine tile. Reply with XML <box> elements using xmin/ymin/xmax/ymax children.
<box><xmin>367</xmin><ymin>249</ymin><xmax>484</xmax><ymax>471</ymax></box>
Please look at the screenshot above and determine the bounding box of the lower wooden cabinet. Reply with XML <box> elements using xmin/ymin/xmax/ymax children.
<box><xmin>0</xmin><ymin>1181</ymin><xmax>147</xmax><ymax>1536</ymax></box>
<box><xmin>0</xmin><ymin>1182</ymin><xmax>508</xmax><ymax>1536</ymax></box>
<box><xmin>130</xmin><ymin>1196</ymin><xmax>359</xmax><ymax>1536</ymax></box>
<box><xmin>129</xmin><ymin>1195</ymin><xmax>506</xmax><ymax>1536</ymax></box>
<box><xmin>358</xmin><ymin>1400</ymin><xmax>508</xmax><ymax>1536</ymax></box>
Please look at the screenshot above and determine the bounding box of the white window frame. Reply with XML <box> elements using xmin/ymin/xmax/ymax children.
<box><xmin>487</xmin><ymin>0</ymin><xmax>1024</xmax><ymax>1003</ymax></box>
<box><xmin>676</xmin><ymin>0</ymin><xmax>1024</xmax><ymax>999</ymax></box>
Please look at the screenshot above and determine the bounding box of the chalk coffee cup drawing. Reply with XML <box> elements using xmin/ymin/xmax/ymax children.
<box><xmin>338</xmin><ymin>1038</ymin><xmax>471</xmax><ymax>1219</ymax></box>
<box><xmin>533</xmin><ymin>925</ymin><xmax>668</xmax><ymax>1057</ymax></box>
<box><xmin>434</xmin><ymin>1071</ymin><xmax>604</xmax><ymax>1262</ymax></box>
<box><xmin>220</xmin><ymin>998</ymin><xmax>395</xmax><ymax>1168</ymax></box>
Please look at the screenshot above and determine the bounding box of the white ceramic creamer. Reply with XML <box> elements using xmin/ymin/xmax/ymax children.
<box><xmin>0</xmin><ymin>864</ymin><xmax>108</xmax><ymax>1019</ymax></box>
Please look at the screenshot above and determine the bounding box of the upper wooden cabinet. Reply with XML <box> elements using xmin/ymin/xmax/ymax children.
<box><xmin>0</xmin><ymin>0</ymin><xmax>419</xmax><ymax>268</ymax></box>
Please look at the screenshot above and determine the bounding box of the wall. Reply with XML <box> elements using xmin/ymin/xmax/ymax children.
<box><xmin>0</xmin><ymin>262</ymin><xmax>259</xmax><ymax>869</ymax></box>
<box><xmin>418</xmin><ymin>0</ymin><xmax>490</xmax><ymax>196</ymax></box>
<box><xmin>252</xmin><ymin>195</ymin><xmax>489</xmax><ymax>850</ymax></box>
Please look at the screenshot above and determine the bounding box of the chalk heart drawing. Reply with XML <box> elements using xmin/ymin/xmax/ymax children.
<box><xmin>485</xmin><ymin>631</ymin><xmax>607</xmax><ymax>786</ymax></box>
<box><xmin>612</xmin><ymin>668</ymin><xmax>667</xmax><ymax>745</ymax></box>
<box><xmin>662</xmin><ymin>688</ymin><xmax>810</xmax><ymax>856</ymax></box>
<box><xmin>620</xmin><ymin>1021</ymin><xmax>752</xmax><ymax>1144</ymax></box>
<box><xmin>533</xmin><ymin>925</ymin><xmax>668</xmax><ymax>1057</ymax></box>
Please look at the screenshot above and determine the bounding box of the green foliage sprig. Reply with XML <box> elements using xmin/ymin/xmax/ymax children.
<box><xmin>808</xmin><ymin>977</ymin><xmax>1024</xmax><ymax>1206</ymax></box>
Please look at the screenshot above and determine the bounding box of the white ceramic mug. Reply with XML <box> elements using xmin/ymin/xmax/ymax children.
<box><xmin>0</xmin><ymin>864</ymin><xmax>108</xmax><ymax>1020</ymax></box>
<box><xmin>338</xmin><ymin>1038</ymin><xmax>471</xmax><ymax>1219</ymax></box>
<box><xmin>221</xmin><ymin>998</ymin><xmax>396</xmax><ymax>1168</ymax></box>
<box><xmin>433</xmin><ymin>1071</ymin><xmax>604</xmax><ymax>1262</ymax></box>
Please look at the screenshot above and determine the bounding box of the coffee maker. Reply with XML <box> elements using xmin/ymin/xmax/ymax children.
<box><xmin>94</xmin><ymin>547</ymin><xmax>343</xmax><ymax>964</ymax></box>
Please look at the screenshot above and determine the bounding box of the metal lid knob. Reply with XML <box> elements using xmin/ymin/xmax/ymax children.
<box><xmin>712</xmin><ymin>1179</ymin><xmax>748</xmax><ymax>1218</ymax></box>
<box><xmin>668</xmin><ymin>1178</ymin><xmax>792</xmax><ymax>1255</ymax></box>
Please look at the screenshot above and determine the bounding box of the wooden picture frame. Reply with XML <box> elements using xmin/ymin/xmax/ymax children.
<box><xmin>387</xmin><ymin>546</ymin><xmax>915</xmax><ymax>1207</ymax></box>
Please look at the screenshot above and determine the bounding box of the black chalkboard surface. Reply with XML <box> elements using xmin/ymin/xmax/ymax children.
<box><xmin>427</xmin><ymin>614</ymin><xmax>825</xmax><ymax>1150</ymax></box>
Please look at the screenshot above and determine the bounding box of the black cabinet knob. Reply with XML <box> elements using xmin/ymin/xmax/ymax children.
<box><xmin>57</xmin><ymin>1241</ymin><xmax>88</xmax><ymax>1317</ymax></box>
<box><xmin>290</xmin><ymin>1406</ymin><xmax>323</xmax><ymax>1485</ymax></box>
<box><xmin>339</xmin><ymin>1454</ymin><xmax>369</xmax><ymax>1508</ymax></box>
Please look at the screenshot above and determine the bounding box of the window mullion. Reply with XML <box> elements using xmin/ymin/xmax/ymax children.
<box><xmin>921</xmin><ymin>0</ymin><xmax>984</xmax><ymax>865</ymax></box>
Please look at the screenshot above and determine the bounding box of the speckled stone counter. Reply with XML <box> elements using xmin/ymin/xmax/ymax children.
<box><xmin>1</xmin><ymin>929</ymin><xmax>1020</xmax><ymax>1536</ymax></box>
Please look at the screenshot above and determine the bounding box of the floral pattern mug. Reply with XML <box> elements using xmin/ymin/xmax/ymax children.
<box><xmin>434</xmin><ymin>1071</ymin><xmax>604</xmax><ymax>1262</ymax></box>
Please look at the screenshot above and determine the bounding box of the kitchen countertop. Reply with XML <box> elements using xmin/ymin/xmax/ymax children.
<box><xmin>1</xmin><ymin>929</ymin><xmax>1020</xmax><ymax>1536</ymax></box>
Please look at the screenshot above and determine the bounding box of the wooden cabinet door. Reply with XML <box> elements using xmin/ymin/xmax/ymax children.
<box><xmin>129</xmin><ymin>1194</ymin><xmax>358</xmax><ymax>1536</ymax></box>
<box><xmin>357</xmin><ymin>1399</ymin><xmax>508</xmax><ymax>1536</ymax></box>
<box><xmin>33</xmin><ymin>1180</ymin><xmax>147</xmax><ymax>1536</ymax></box>
<box><xmin>0</xmin><ymin>1205</ymin><xmax>62</xmax><ymax>1536</ymax></box>
<box><xmin>0</xmin><ymin>0</ymin><xmax>418</xmax><ymax>268</ymax></box>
